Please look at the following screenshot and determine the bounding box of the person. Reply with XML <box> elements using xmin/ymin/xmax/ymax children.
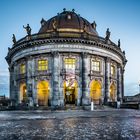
<box><xmin>23</xmin><ymin>24</ymin><xmax>31</xmax><ymax>36</ymax></box>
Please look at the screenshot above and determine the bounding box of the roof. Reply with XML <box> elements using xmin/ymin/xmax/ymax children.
<box><xmin>38</xmin><ymin>9</ymin><xmax>98</xmax><ymax>36</ymax></box>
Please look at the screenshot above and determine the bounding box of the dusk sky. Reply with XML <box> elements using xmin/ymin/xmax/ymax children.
<box><xmin>0</xmin><ymin>0</ymin><xmax>140</xmax><ymax>96</ymax></box>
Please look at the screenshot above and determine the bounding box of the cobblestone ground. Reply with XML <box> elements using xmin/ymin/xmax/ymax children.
<box><xmin>0</xmin><ymin>109</ymin><xmax>140</xmax><ymax>140</ymax></box>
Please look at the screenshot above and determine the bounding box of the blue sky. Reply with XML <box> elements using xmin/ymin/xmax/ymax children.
<box><xmin>0</xmin><ymin>0</ymin><xmax>140</xmax><ymax>96</ymax></box>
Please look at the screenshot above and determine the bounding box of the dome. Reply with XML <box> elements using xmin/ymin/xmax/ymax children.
<box><xmin>38</xmin><ymin>9</ymin><xmax>98</xmax><ymax>36</ymax></box>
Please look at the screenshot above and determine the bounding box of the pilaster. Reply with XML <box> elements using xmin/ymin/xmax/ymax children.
<box><xmin>104</xmin><ymin>57</ymin><xmax>111</xmax><ymax>104</ymax></box>
<box><xmin>82</xmin><ymin>52</ymin><xmax>90</xmax><ymax>105</ymax></box>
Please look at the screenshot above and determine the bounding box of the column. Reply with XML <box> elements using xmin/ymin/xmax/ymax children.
<box><xmin>51</xmin><ymin>51</ymin><xmax>60</xmax><ymax>107</ymax></box>
<box><xmin>121</xmin><ymin>67</ymin><xmax>125</xmax><ymax>102</ymax></box>
<box><xmin>26</xmin><ymin>57</ymin><xmax>34</xmax><ymax>106</ymax></box>
<box><xmin>104</xmin><ymin>57</ymin><xmax>111</xmax><ymax>104</ymax></box>
<box><xmin>82</xmin><ymin>52</ymin><xmax>90</xmax><ymax>105</ymax></box>
<box><xmin>117</xmin><ymin>64</ymin><xmax>122</xmax><ymax>102</ymax></box>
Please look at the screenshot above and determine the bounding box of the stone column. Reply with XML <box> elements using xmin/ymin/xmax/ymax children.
<box><xmin>104</xmin><ymin>57</ymin><xmax>111</xmax><ymax>104</ymax></box>
<box><xmin>51</xmin><ymin>51</ymin><xmax>60</xmax><ymax>107</ymax></box>
<box><xmin>26</xmin><ymin>57</ymin><xmax>34</xmax><ymax>106</ymax></box>
<box><xmin>117</xmin><ymin>64</ymin><xmax>122</xmax><ymax>102</ymax></box>
<box><xmin>121</xmin><ymin>67</ymin><xmax>125</xmax><ymax>102</ymax></box>
<box><xmin>82</xmin><ymin>52</ymin><xmax>90</xmax><ymax>105</ymax></box>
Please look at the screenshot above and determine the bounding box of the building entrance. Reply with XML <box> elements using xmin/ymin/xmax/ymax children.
<box><xmin>64</xmin><ymin>80</ymin><xmax>78</xmax><ymax>105</ymax></box>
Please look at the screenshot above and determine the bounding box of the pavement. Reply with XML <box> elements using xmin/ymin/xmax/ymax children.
<box><xmin>0</xmin><ymin>109</ymin><xmax>140</xmax><ymax>140</ymax></box>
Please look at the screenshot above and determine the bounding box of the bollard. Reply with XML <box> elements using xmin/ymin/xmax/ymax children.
<box><xmin>91</xmin><ymin>101</ymin><xmax>94</xmax><ymax>111</ymax></box>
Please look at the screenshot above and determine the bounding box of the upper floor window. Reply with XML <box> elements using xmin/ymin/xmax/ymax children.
<box><xmin>91</xmin><ymin>60</ymin><xmax>100</xmax><ymax>71</ymax></box>
<box><xmin>64</xmin><ymin>58</ymin><xmax>76</xmax><ymax>70</ymax></box>
<box><xmin>111</xmin><ymin>65</ymin><xmax>115</xmax><ymax>76</ymax></box>
<box><xmin>20</xmin><ymin>64</ymin><xmax>25</xmax><ymax>74</ymax></box>
<box><xmin>38</xmin><ymin>60</ymin><xmax>48</xmax><ymax>71</ymax></box>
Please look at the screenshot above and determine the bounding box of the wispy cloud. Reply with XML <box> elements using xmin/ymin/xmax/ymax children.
<box><xmin>0</xmin><ymin>69</ymin><xmax>9</xmax><ymax>76</ymax></box>
<box><xmin>125</xmin><ymin>82</ymin><xmax>139</xmax><ymax>96</ymax></box>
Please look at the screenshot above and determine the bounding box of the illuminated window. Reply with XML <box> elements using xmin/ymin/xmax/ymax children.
<box><xmin>38</xmin><ymin>60</ymin><xmax>48</xmax><ymax>71</ymax></box>
<box><xmin>111</xmin><ymin>65</ymin><xmax>115</xmax><ymax>76</ymax></box>
<box><xmin>91</xmin><ymin>60</ymin><xmax>100</xmax><ymax>71</ymax></box>
<box><xmin>20</xmin><ymin>64</ymin><xmax>25</xmax><ymax>74</ymax></box>
<box><xmin>64</xmin><ymin>58</ymin><xmax>76</xmax><ymax>70</ymax></box>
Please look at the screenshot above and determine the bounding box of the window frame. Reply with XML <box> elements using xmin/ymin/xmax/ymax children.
<box><xmin>38</xmin><ymin>59</ymin><xmax>48</xmax><ymax>71</ymax></box>
<box><xmin>91</xmin><ymin>60</ymin><xmax>100</xmax><ymax>72</ymax></box>
<box><xmin>20</xmin><ymin>64</ymin><xmax>26</xmax><ymax>74</ymax></box>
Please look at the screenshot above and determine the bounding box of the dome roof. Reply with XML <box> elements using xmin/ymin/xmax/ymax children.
<box><xmin>38</xmin><ymin>9</ymin><xmax>98</xmax><ymax>36</ymax></box>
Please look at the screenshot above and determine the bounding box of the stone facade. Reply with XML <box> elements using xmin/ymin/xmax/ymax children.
<box><xmin>6</xmin><ymin>10</ymin><xmax>127</xmax><ymax>108</ymax></box>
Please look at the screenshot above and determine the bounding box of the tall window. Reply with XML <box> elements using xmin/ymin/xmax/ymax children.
<box><xmin>20</xmin><ymin>64</ymin><xmax>25</xmax><ymax>74</ymax></box>
<box><xmin>111</xmin><ymin>65</ymin><xmax>115</xmax><ymax>76</ymax></box>
<box><xmin>38</xmin><ymin>60</ymin><xmax>48</xmax><ymax>71</ymax></box>
<box><xmin>91</xmin><ymin>60</ymin><xmax>100</xmax><ymax>71</ymax></box>
<box><xmin>64</xmin><ymin>58</ymin><xmax>76</xmax><ymax>70</ymax></box>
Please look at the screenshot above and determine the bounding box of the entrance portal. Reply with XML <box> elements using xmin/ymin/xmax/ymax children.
<box><xmin>110</xmin><ymin>82</ymin><xmax>116</xmax><ymax>102</ymax></box>
<box><xmin>90</xmin><ymin>80</ymin><xmax>102</xmax><ymax>104</ymax></box>
<box><xmin>20</xmin><ymin>83</ymin><xmax>27</xmax><ymax>103</ymax></box>
<box><xmin>64</xmin><ymin>80</ymin><xmax>78</xmax><ymax>105</ymax></box>
<box><xmin>37</xmin><ymin>81</ymin><xmax>50</xmax><ymax>106</ymax></box>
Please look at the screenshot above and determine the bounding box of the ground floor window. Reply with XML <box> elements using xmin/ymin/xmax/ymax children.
<box><xmin>20</xmin><ymin>83</ymin><xmax>27</xmax><ymax>103</ymax></box>
<box><xmin>37</xmin><ymin>81</ymin><xmax>50</xmax><ymax>106</ymax></box>
<box><xmin>110</xmin><ymin>82</ymin><xmax>116</xmax><ymax>102</ymax></box>
<box><xmin>90</xmin><ymin>80</ymin><xmax>102</xmax><ymax>104</ymax></box>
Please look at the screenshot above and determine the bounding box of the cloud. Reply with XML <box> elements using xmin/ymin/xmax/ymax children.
<box><xmin>125</xmin><ymin>82</ymin><xmax>139</xmax><ymax>96</ymax></box>
<box><xmin>0</xmin><ymin>69</ymin><xmax>9</xmax><ymax>76</ymax></box>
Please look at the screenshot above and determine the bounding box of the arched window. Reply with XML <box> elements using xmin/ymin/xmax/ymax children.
<box><xmin>111</xmin><ymin>65</ymin><xmax>115</xmax><ymax>76</ymax></box>
<box><xmin>20</xmin><ymin>64</ymin><xmax>25</xmax><ymax>74</ymax></box>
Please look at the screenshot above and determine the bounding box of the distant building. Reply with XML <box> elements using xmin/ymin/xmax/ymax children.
<box><xmin>124</xmin><ymin>93</ymin><xmax>140</xmax><ymax>102</ymax></box>
<box><xmin>6</xmin><ymin>9</ymin><xmax>127</xmax><ymax>108</ymax></box>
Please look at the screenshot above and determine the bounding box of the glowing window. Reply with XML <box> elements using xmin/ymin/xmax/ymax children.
<box><xmin>38</xmin><ymin>60</ymin><xmax>48</xmax><ymax>71</ymax></box>
<box><xmin>64</xmin><ymin>58</ymin><xmax>76</xmax><ymax>70</ymax></box>
<box><xmin>20</xmin><ymin>64</ymin><xmax>25</xmax><ymax>74</ymax></box>
<box><xmin>92</xmin><ymin>60</ymin><xmax>100</xmax><ymax>71</ymax></box>
<box><xmin>111</xmin><ymin>65</ymin><xmax>115</xmax><ymax>76</ymax></box>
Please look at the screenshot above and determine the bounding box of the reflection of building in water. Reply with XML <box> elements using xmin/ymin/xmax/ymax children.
<box><xmin>6</xmin><ymin>9</ymin><xmax>127</xmax><ymax>108</ymax></box>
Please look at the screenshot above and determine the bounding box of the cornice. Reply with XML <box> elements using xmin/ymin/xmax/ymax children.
<box><xmin>6</xmin><ymin>34</ymin><xmax>126</xmax><ymax>64</ymax></box>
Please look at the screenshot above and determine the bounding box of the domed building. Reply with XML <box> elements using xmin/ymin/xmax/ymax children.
<box><xmin>6</xmin><ymin>9</ymin><xmax>127</xmax><ymax>108</ymax></box>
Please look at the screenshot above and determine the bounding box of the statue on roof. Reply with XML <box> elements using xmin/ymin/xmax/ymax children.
<box><xmin>105</xmin><ymin>28</ymin><xmax>110</xmax><ymax>41</ymax></box>
<box><xmin>83</xmin><ymin>21</ymin><xmax>87</xmax><ymax>32</ymax></box>
<box><xmin>40</xmin><ymin>18</ymin><xmax>46</xmax><ymax>26</ymax></box>
<box><xmin>118</xmin><ymin>39</ymin><xmax>120</xmax><ymax>47</ymax></box>
<box><xmin>92</xmin><ymin>21</ymin><xmax>97</xmax><ymax>30</ymax></box>
<box><xmin>23</xmin><ymin>24</ymin><xmax>31</xmax><ymax>36</ymax></box>
<box><xmin>52</xmin><ymin>18</ymin><xmax>57</xmax><ymax>30</ymax></box>
<box><xmin>12</xmin><ymin>34</ymin><xmax>16</xmax><ymax>44</ymax></box>
<box><xmin>63</xmin><ymin>8</ymin><xmax>66</xmax><ymax>12</ymax></box>
<box><xmin>72</xmin><ymin>9</ymin><xmax>75</xmax><ymax>12</ymax></box>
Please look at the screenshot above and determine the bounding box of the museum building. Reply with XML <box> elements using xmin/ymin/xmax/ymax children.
<box><xmin>6</xmin><ymin>9</ymin><xmax>127</xmax><ymax>107</ymax></box>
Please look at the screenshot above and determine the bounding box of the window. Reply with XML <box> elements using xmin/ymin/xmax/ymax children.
<box><xmin>38</xmin><ymin>60</ymin><xmax>48</xmax><ymax>71</ymax></box>
<box><xmin>20</xmin><ymin>64</ymin><xmax>25</xmax><ymax>74</ymax></box>
<box><xmin>91</xmin><ymin>60</ymin><xmax>100</xmax><ymax>71</ymax></box>
<box><xmin>111</xmin><ymin>65</ymin><xmax>115</xmax><ymax>76</ymax></box>
<box><xmin>64</xmin><ymin>58</ymin><xmax>76</xmax><ymax>70</ymax></box>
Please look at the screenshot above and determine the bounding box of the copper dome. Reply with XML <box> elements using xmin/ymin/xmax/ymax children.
<box><xmin>38</xmin><ymin>9</ymin><xmax>98</xmax><ymax>36</ymax></box>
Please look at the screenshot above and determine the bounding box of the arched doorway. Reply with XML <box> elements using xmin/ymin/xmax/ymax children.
<box><xmin>20</xmin><ymin>83</ymin><xmax>27</xmax><ymax>103</ymax></box>
<box><xmin>37</xmin><ymin>81</ymin><xmax>50</xmax><ymax>106</ymax></box>
<box><xmin>110</xmin><ymin>82</ymin><xmax>116</xmax><ymax>102</ymax></box>
<box><xmin>63</xmin><ymin>80</ymin><xmax>78</xmax><ymax>105</ymax></box>
<box><xmin>90</xmin><ymin>80</ymin><xmax>102</xmax><ymax>104</ymax></box>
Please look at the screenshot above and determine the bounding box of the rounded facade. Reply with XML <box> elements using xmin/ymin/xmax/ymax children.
<box><xmin>6</xmin><ymin>9</ymin><xmax>127</xmax><ymax>108</ymax></box>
